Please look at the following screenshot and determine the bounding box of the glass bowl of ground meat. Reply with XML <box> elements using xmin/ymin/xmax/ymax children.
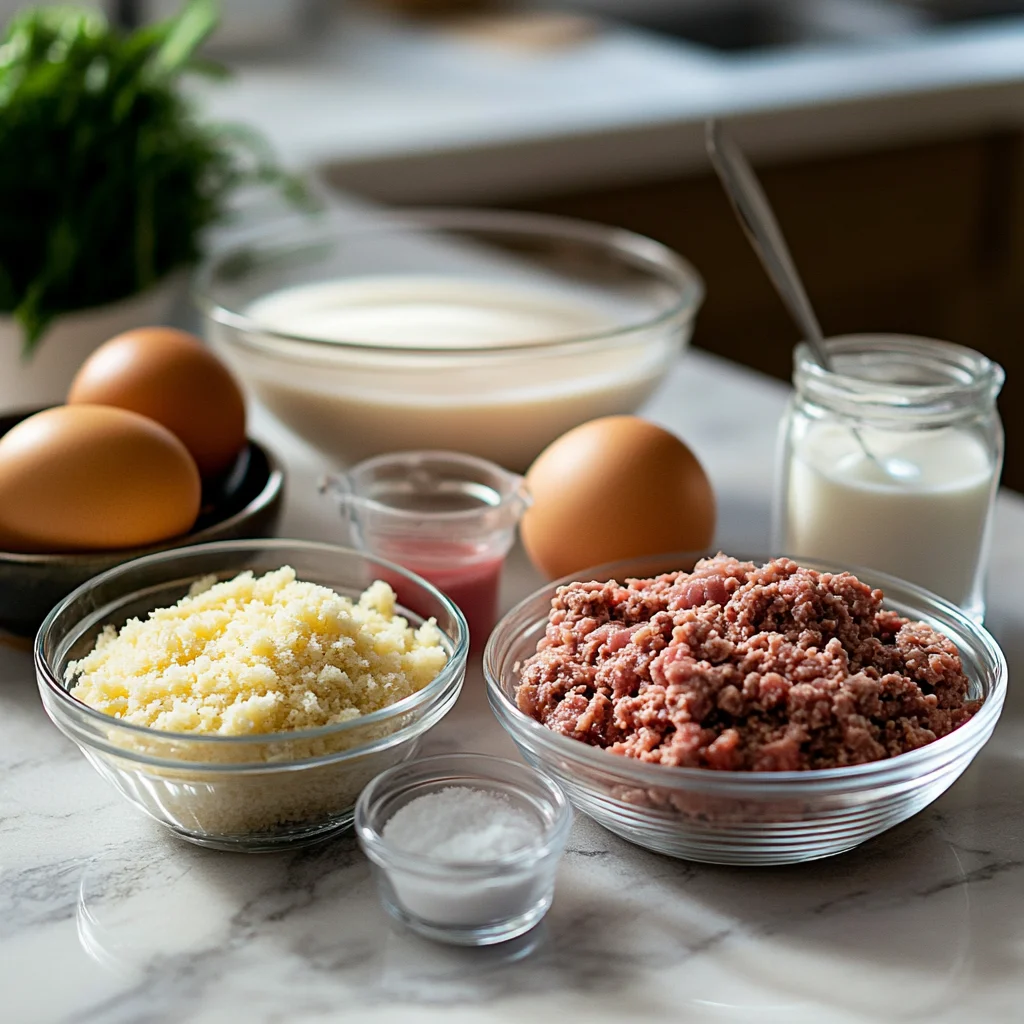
<box><xmin>484</xmin><ymin>552</ymin><xmax>1007</xmax><ymax>865</ymax></box>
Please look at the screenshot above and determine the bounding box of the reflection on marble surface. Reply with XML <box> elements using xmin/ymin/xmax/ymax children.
<box><xmin>13</xmin><ymin>775</ymin><xmax>1020</xmax><ymax>1024</ymax></box>
<box><xmin>2</xmin><ymin>353</ymin><xmax>1023</xmax><ymax>1024</ymax></box>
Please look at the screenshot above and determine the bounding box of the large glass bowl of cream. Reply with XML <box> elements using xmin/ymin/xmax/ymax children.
<box><xmin>195</xmin><ymin>209</ymin><xmax>704</xmax><ymax>471</ymax></box>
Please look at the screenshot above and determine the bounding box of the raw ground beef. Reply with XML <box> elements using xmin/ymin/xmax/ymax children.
<box><xmin>516</xmin><ymin>555</ymin><xmax>980</xmax><ymax>771</ymax></box>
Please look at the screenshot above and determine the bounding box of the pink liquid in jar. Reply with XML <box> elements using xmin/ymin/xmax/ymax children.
<box><xmin>326</xmin><ymin>450</ymin><xmax>528</xmax><ymax>655</ymax></box>
<box><xmin>376</xmin><ymin>538</ymin><xmax>505</xmax><ymax>651</ymax></box>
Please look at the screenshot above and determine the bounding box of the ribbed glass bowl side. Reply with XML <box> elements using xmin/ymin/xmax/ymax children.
<box><xmin>483</xmin><ymin>553</ymin><xmax>1006</xmax><ymax>866</ymax></box>
<box><xmin>35</xmin><ymin>539</ymin><xmax>469</xmax><ymax>852</ymax></box>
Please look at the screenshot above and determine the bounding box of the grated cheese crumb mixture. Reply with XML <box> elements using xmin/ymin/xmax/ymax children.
<box><xmin>66</xmin><ymin>567</ymin><xmax>448</xmax><ymax>736</ymax></box>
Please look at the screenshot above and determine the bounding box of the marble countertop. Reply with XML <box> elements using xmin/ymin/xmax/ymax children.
<box><xmin>199</xmin><ymin>8</ymin><xmax>1024</xmax><ymax>203</ymax></box>
<box><xmin>2</xmin><ymin>350</ymin><xmax>1022</xmax><ymax>1024</ymax></box>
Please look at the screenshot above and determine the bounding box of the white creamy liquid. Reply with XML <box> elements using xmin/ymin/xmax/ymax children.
<box><xmin>247</xmin><ymin>276</ymin><xmax>610</xmax><ymax>348</ymax></box>
<box><xmin>224</xmin><ymin>276</ymin><xmax>678</xmax><ymax>471</ymax></box>
<box><xmin>784</xmin><ymin>424</ymin><xmax>996</xmax><ymax>608</ymax></box>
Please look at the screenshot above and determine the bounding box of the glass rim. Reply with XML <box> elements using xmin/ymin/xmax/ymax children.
<box><xmin>483</xmin><ymin>549</ymin><xmax>1007</xmax><ymax>793</ymax></box>
<box><xmin>794</xmin><ymin>335</ymin><xmax>1005</xmax><ymax>420</ymax></box>
<box><xmin>193</xmin><ymin>207</ymin><xmax>705</xmax><ymax>357</ymax></box>
<box><xmin>355</xmin><ymin>752</ymin><xmax>573</xmax><ymax>875</ymax></box>
<box><xmin>335</xmin><ymin>448</ymin><xmax>530</xmax><ymax>527</ymax></box>
<box><xmin>35</xmin><ymin>538</ymin><xmax>470</xmax><ymax>754</ymax></box>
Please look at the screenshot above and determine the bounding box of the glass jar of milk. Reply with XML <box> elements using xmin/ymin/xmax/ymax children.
<box><xmin>775</xmin><ymin>335</ymin><xmax>1004</xmax><ymax>622</ymax></box>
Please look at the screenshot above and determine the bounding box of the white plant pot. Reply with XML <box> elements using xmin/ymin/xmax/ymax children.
<box><xmin>0</xmin><ymin>275</ymin><xmax>184</xmax><ymax>413</ymax></box>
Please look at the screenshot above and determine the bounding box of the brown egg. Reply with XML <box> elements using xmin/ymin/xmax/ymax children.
<box><xmin>521</xmin><ymin>416</ymin><xmax>716</xmax><ymax>580</ymax></box>
<box><xmin>0</xmin><ymin>405</ymin><xmax>201</xmax><ymax>553</ymax></box>
<box><xmin>68</xmin><ymin>326</ymin><xmax>246</xmax><ymax>477</ymax></box>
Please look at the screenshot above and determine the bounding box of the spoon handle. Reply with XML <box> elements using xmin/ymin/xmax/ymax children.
<box><xmin>706</xmin><ymin>120</ymin><xmax>890</xmax><ymax>471</ymax></box>
<box><xmin>705</xmin><ymin>120</ymin><xmax>831</xmax><ymax>371</ymax></box>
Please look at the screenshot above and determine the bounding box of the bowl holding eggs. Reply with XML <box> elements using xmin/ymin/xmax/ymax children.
<box><xmin>0</xmin><ymin>327</ymin><xmax>284</xmax><ymax>636</ymax></box>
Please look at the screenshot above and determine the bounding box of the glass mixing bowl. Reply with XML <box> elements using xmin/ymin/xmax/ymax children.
<box><xmin>195</xmin><ymin>208</ymin><xmax>703</xmax><ymax>471</ymax></box>
<box><xmin>484</xmin><ymin>552</ymin><xmax>1007</xmax><ymax>866</ymax></box>
<box><xmin>36</xmin><ymin>540</ymin><xmax>469</xmax><ymax>852</ymax></box>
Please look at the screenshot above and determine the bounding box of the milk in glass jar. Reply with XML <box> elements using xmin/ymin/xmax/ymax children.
<box><xmin>774</xmin><ymin>335</ymin><xmax>1004</xmax><ymax>622</ymax></box>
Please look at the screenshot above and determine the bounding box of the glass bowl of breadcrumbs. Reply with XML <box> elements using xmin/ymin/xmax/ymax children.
<box><xmin>35</xmin><ymin>539</ymin><xmax>469</xmax><ymax>851</ymax></box>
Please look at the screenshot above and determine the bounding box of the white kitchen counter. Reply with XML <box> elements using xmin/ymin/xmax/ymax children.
<box><xmin>200</xmin><ymin>8</ymin><xmax>1024</xmax><ymax>203</ymax></box>
<box><xmin>1</xmin><ymin>349</ymin><xmax>1022</xmax><ymax>1023</ymax></box>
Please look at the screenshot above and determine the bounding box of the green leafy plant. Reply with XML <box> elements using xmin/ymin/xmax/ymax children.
<box><xmin>0</xmin><ymin>0</ymin><xmax>305</xmax><ymax>355</ymax></box>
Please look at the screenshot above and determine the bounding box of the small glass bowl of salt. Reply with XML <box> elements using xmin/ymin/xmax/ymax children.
<box><xmin>355</xmin><ymin>753</ymin><xmax>572</xmax><ymax>946</ymax></box>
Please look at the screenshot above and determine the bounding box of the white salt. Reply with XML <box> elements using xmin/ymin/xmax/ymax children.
<box><xmin>382</xmin><ymin>786</ymin><xmax>540</xmax><ymax>861</ymax></box>
<box><xmin>378</xmin><ymin>785</ymin><xmax>552</xmax><ymax>930</ymax></box>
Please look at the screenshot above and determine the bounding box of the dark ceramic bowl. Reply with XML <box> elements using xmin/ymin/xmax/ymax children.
<box><xmin>0</xmin><ymin>409</ymin><xmax>285</xmax><ymax>636</ymax></box>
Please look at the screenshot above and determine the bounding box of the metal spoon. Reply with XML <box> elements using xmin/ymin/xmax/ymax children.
<box><xmin>705</xmin><ymin>119</ymin><xmax>834</xmax><ymax>371</ymax></box>
<box><xmin>705</xmin><ymin>119</ymin><xmax>916</xmax><ymax>479</ymax></box>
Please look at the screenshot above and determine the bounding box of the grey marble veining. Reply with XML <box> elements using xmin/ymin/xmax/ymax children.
<box><xmin>2</xmin><ymin>352</ymin><xmax>1021</xmax><ymax>1024</ymax></box>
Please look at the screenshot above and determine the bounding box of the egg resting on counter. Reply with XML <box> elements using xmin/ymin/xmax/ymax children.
<box><xmin>521</xmin><ymin>415</ymin><xmax>716</xmax><ymax>579</ymax></box>
<box><xmin>0</xmin><ymin>405</ymin><xmax>201</xmax><ymax>553</ymax></box>
<box><xmin>67</xmin><ymin>326</ymin><xmax>247</xmax><ymax>477</ymax></box>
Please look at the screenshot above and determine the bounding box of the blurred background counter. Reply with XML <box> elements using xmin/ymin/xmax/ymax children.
<box><xmin>187</xmin><ymin>1</ymin><xmax>1024</xmax><ymax>487</ymax></box>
